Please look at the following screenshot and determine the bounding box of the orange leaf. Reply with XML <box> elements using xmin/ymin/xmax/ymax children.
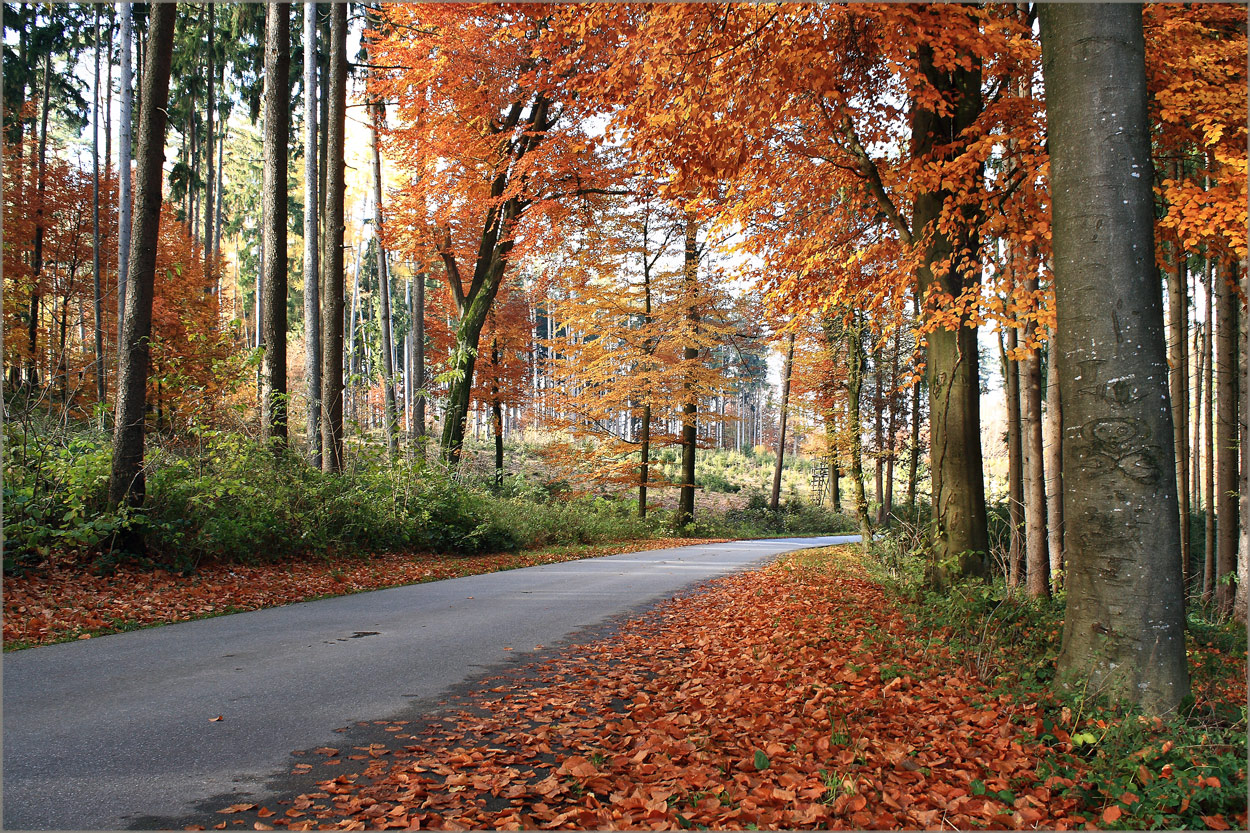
<box><xmin>1102</xmin><ymin>805</ymin><xmax>1122</xmax><ymax>823</ymax></box>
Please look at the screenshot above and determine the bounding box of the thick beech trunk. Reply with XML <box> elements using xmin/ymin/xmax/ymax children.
<box><xmin>1040</xmin><ymin>2</ymin><xmax>1189</xmax><ymax>713</ymax></box>
<box><xmin>1213</xmin><ymin>256</ymin><xmax>1240</xmax><ymax>617</ymax></box>
<box><xmin>320</xmin><ymin>3</ymin><xmax>347</xmax><ymax>471</ymax></box>
<box><xmin>770</xmin><ymin>332</ymin><xmax>796</xmax><ymax>512</ymax></box>
<box><xmin>261</xmin><ymin>2</ymin><xmax>290</xmax><ymax>446</ymax></box>
<box><xmin>107</xmin><ymin>2</ymin><xmax>176</xmax><ymax>523</ymax></box>
<box><xmin>303</xmin><ymin>3</ymin><xmax>321</xmax><ymax>465</ymax></box>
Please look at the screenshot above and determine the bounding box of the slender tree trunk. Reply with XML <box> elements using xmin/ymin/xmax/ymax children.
<box><xmin>1167</xmin><ymin>235</ymin><xmax>1191</xmax><ymax>591</ymax></box>
<box><xmin>1191</xmin><ymin>294</ymin><xmax>1203</xmax><ymax>517</ymax></box>
<box><xmin>1021</xmin><ymin>290</ymin><xmax>1049</xmax><ymax>599</ymax></box>
<box><xmin>1044</xmin><ymin>338</ymin><xmax>1065</xmax><ymax>592</ymax></box>
<box><xmin>770</xmin><ymin>332</ymin><xmax>796</xmax><ymax>512</ymax></box>
<box><xmin>490</xmin><ymin>331</ymin><xmax>504</xmax><ymax>488</ymax></box>
<box><xmin>1202</xmin><ymin>256</ymin><xmax>1215</xmax><ymax>601</ymax></box>
<box><xmin>906</xmin><ymin>292</ymin><xmax>922</xmax><ymax>512</ymax></box>
<box><xmin>29</xmin><ymin>48</ymin><xmax>52</xmax><ymax>388</ymax></box>
<box><xmin>676</xmin><ymin>211</ymin><xmax>699</xmax><ymax>528</ymax></box>
<box><xmin>1040</xmin><ymin>2</ymin><xmax>1189</xmax><ymax>713</ymax></box>
<box><xmin>203</xmin><ymin>4</ymin><xmax>214</xmax><ymax>282</ymax></box>
<box><xmin>213</xmin><ymin>126</ymin><xmax>224</xmax><ymax>279</ymax></box>
<box><xmin>92</xmin><ymin>5</ymin><xmax>107</xmax><ymax>405</ymax></box>
<box><xmin>1213</xmin><ymin>255</ymin><xmax>1240</xmax><ymax>617</ymax></box>
<box><xmin>883</xmin><ymin>327</ymin><xmax>901</xmax><ymax>526</ymax></box>
<box><xmin>415</xmin><ymin>271</ymin><xmax>425</xmax><ymax>442</ymax></box>
<box><xmin>1002</xmin><ymin>325</ymin><xmax>1025</xmax><ymax>586</ymax></box>
<box><xmin>107</xmin><ymin>1</ymin><xmax>176</xmax><ymax>526</ymax></box>
<box><xmin>371</xmin><ymin>104</ymin><xmax>399</xmax><ymax>459</ymax></box>
<box><xmin>873</xmin><ymin>343</ymin><xmax>885</xmax><ymax>519</ymax></box>
<box><xmin>261</xmin><ymin>2</ymin><xmax>290</xmax><ymax>447</ymax></box>
<box><xmin>841</xmin><ymin>315</ymin><xmax>874</xmax><ymax>554</ymax></box>
<box><xmin>1237</xmin><ymin>265</ymin><xmax>1249</xmax><ymax>623</ymax></box>
<box><xmin>320</xmin><ymin>2</ymin><xmax>347</xmax><ymax>471</ymax></box>
<box><xmin>303</xmin><ymin>2</ymin><xmax>322</xmax><ymax>465</ymax></box>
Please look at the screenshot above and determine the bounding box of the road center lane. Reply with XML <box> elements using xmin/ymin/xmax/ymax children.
<box><xmin>2</xmin><ymin>535</ymin><xmax>857</xmax><ymax>830</ymax></box>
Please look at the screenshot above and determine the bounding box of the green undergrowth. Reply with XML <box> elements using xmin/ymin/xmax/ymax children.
<box><xmin>867</xmin><ymin>518</ymin><xmax>1248</xmax><ymax>830</ymax></box>
<box><xmin>4</xmin><ymin>421</ymin><xmax>853</xmax><ymax>576</ymax></box>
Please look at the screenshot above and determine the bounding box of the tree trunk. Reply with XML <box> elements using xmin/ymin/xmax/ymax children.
<box><xmin>1040</xmin><ymin>2</ymin><xmax>1189</xmax><ymax>713</ymax></box>
<box><xmin>320</xmin><ymin>2</ymin><xmax>347</xmax><ymax>472</ymax></box>
<box><xmin>1237</xmin><ymin>265</ymin><xmax>1248</xmax><ymax>623</ymax></box>
<box><xmin>906</xmin><ymin>293</ymin><xmax>922</xmax><ymax>512</ymax></box>
<box><xmin>490</xmin><ymin>332</ymin><xmax>504</xmax><ymax>489</ymax></box>
<box><xmin>117</xmin><ymin>1</ymin><xmax>133</xmax><ymax>339</ymax></box>
<box><xmin>203</xmin><ymin>4</ymin><xmax>215</xmax><ymax>282</ymax></box>
<box><xmin>883</xmin><ymin>327</ymin><xmax>901</xmax><ymax>525</ymax></box>
<box><xmin>1213</xmin><ymin>255</ymin><xmax>1240</xmax><ymax>617</ymax></box>
<box><xmin>414</xmin><ymin>271</ymin><xmax>426</xmax><ymax>443</ymax></box>
<box><xmin>92</xmin><ymin>5</ymin><xmax>106</xmax><ymax>405</ymax></box>
<box><xmin>261</xmin><ymin>1</ymin><xmax>290</xmax><ymax>447</ymax></box>
<box><xmin>28</xmin><ymin>48</ymin><xmax>52</xmax><ymax>388</ymax></box>
<box><xmin>1021</xmin><ymin>294</ymin><xmax>1049</xmax><ymax>599</ymax></box>
<box><xmin>841</xmin><ymin>314</ymin><xmax>874</xmax><ymax>554</ymax></box>
<box><xmin>1166</xmin><ymin>229</ymin><xmax>1191</xmax><ymax>591</ymax></box>
<box><xmin>107</xmin><ymin>1</ymin><xmax>176</xmax><ymax>527</ymax></box>
<box><xmin>770</xmin><ymin>332</ymin><xmax>796</xmax><ymax>511</ymax></box>
<box><xmin>1202</xmin><ymin>256</ymin><xmax>1215</xmax><ymax>601</ymax></box>
<box><xmin>1044</xmin><ymin>339</ymin><xmax>1065</xmax><ymax>592</ymax></box>
<box><xmin>911</xmin><ymin>43</ymin><xmax>989</xmax><ymax>586</ymax></box>
<box><xmin>371</xmin><ymin>103</ymin><xmax>399</xmax><ymax>459</ymax></box>
<box><xmin>873</xmin><ymin>343</ymin><xmax>885</xmax><ymax>520</ymax></box>
<box><xmin>1002</xmin><ymin>325</ymin><xmax>1024</xmax><ymax>586</ymax></box>
<box><xmin>676</xmin><ymin>211</ymin><xmax>699</xmax><ymax>528</ymax></box>
<box><xmin>303</xmin><ymin>2</ymin><xmax>321</xmax><ymax>465</ymax></box>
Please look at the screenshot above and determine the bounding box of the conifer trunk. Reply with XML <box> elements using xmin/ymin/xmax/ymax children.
<box><xmin>1040</xmin><ymin>2</ymin><xmax>1189</xmax><ymax>713</ymax></box>
<box><xmin>303</xmin><ymin>2</ymin><xmax>321</xmax><ymax>465</ymax></box>
<box><xmin>117</xmin><ymin>1</ymin><xmax>133</xmax><ymax>343</ymax></box>
<box><xmin>371</xmin><ymin>103</ymin><xmax>399</xmax><ymax>459</ymax></box>
<box><xmin>320</xmin><ymin>2</ymin><xmax>347</xmax><ymax>471</ymax></box>
<box><xmin>1213</xmin><ymin>256</ymin><xmax>1240</xmax><ymax>617</ymax></box>
<box><xmin>261</xmin><ymin>1</ymin><xmax>290</xmax><ymax>447</ymax></box>
<box><xmin>91</xmin><ymin>5</ymin><xmax>106</xmax><ymax>404</ymax></box>
<box><xmin>1202</xmin><ymin>256</ymin><xmax>1215</xmax><ymax>600</ymax></box>
<box><xmin>108</xmin><ymin>2</ymin><xmax>176</xmax><ymax>524</ymax></box>
<box><xmin>203</xmin><ymin>5</ymin><xmax>214</xmax><ymax>282</ymax></box>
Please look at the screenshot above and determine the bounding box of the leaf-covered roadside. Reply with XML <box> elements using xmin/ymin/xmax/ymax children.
<box><xmin>185</xmin><ymin>545</ymin><xmax>1240</xmax><ymax>832</ymax></box>
<box><xmin>1</xmin><ymin>538</ymin><xmax>725</xmax><ymax>649</ymax></box>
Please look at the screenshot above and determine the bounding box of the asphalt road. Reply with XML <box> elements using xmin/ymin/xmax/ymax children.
<box><xmin>2</xmin><ymin>535</ymin><xmax>858</xmax><ymax>831</ymax></box>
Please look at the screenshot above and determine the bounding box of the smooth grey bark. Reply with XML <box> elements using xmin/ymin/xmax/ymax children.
<box><xmin>261</xmin><ymin>2</ymin><xmax>290</xmax><ymax>446</ymax></box>
<box><xmin>414</xmin><ymin>271</ymin><xmax>425</xmax><ymax>442</ymax></box>
<box><xmin>1021</xmin><ymin>310</ymin><xmax>1049</xmax><ymax>599</ymax></box>
<box><xmin>117</xmin><ymin>1</ymin><xmax>133</xmax><ymax>336</ymax></box>
<box><xmin>1040</xmin><ymin>2</ymin><xmax>1189</xmax><ymax>713</ymax></box>
<box><xmin>107</xmin><ymin>2</ymin><xmax>176</xmax><ymax>523</ymax></box>
<box><xmin>28</xmin><ymin>48</ymin><xmax>52</xmax><ymax>387</ymax></box>
<box><xmin>320</xmin><ymin>2</ymin><xmax>347</xmax><ymax>471</ymax></box>
<box><xmin>839</xmin><ymin>314</ymin><xmax>874</xmax><ymax>555</ymax></box>
<box><xmin>1213</xmin><ymin>255</ymin><xmax>1240</xmax><ymax>617</ymax></box>
<box><xmin>770</xmin><ymin>332</ymin><xmax>796</xmax><ymax>512</ymax></box>
<box><xmin>1045</xmin><ymin>340</ymin><xmax>1065</xmax><ymax>592</ymax></box>
<box><xmin>371</xmin><ymin>104</ymin><xmax>399</xmax><ymax>459</ymax></box>
<box><xmin>303</xmin><ymin>2</ymin><xmax>321</xmax><ymax>465</ymax></box>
